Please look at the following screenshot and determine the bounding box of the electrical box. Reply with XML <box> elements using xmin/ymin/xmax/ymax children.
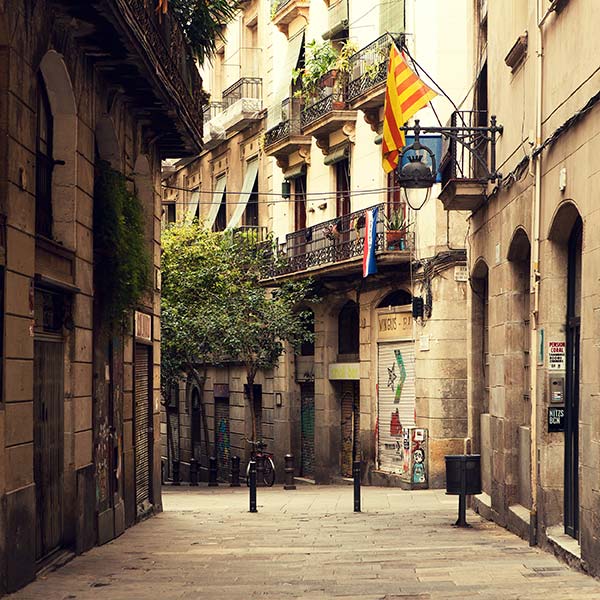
<box><xmin>549</xmin><ymin>376</ymin><xmax>564</xmax><ymax>405</ymax></box>
<box><xmin>399</xmin><ymin>427</ymin><xmax>428</xmax><ymax>489</ymax></box>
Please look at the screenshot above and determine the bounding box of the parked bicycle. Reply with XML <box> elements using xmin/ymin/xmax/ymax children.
<box><xmin>245</xmin><ymin>438</ymin><xmax>276</xmax><ymax>487</ymax></box>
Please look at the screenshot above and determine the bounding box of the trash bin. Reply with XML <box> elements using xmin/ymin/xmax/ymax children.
<box><xmin>444</xmin><ymin>454</ymin><xmax>481</xmax><ymax>527</ymax></box>
<box><xmin>445</xmin><ymin>454</ymin><xmax>481</xmax><ymax>495</ymax></box>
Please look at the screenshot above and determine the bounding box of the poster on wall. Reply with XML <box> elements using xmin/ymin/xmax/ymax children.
<box><xmin>548</xmin><ymin>341</ymin><xmax>566</xmax><ymax>370</ymax></box>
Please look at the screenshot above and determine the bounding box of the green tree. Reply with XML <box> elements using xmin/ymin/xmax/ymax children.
<box><xmin>166</xmin><ymin>0</ymin><xmax>241</xmax><ymax>63</ymax></box>
<box><xmin>161</xmin><ymin>223</ymin><xmax>315</xmax><ymax>449</ymax></box>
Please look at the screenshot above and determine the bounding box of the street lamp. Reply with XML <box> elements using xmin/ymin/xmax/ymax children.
<box><xmin>395</xmin><ymin>116</ymin><xmax>503</xmax><ymax>209</ymax></box>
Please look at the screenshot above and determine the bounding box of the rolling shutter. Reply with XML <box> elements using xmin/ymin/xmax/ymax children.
<box><xmin>300</xmin><ymin>383</ymin><xmax>315</xmax><ymax>477</ymax></box>
<box><xmin>215</xmin><ymin>399</ymin><xmax>230</xmax><ymax>481</ymax></box>
<box><xmin>341</xmin><ymin>381</ymin><xmax>359</xmax><ymax>478</ymax></box>
<box><xmin>377</xmin><ymin>341</ymin><xmax>416</xmax><ymax>473</ymax></box>
<box><xmin>134</xmin><ymin>345</ymin><xmax>152</xmax><ymax>510</ymax></box>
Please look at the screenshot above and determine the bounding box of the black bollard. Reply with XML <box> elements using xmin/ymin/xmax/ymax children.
<box><xmin>284</xmin><ymin>454</ymin><xmax>296</xmax><ymax>490</ymax></box>
<box><xmin>230</xmin><ymin>455</ymin><xmax>241</xmax><ymax>487</ymax></box>
<box><xmin>256</xmin><ymin>454</ymin><xmax>265</xmax><ymax>488</ymax></box>
<box><xmin>189</xmin><ymin>458</ymin><xmax>199</xmax><ymax>486</ymax></box>
<box><xmin>249</xmin><ymin>460</ymin><xmax>257</xmax><ymax>513</ymax></box>
<box><xmin>172</xmin><ymin>459</ymin><xmax>180</xmax><ymax>486</ymax></box>
<box><xmin>456</xmin><ymin>492</ymin><xmax>468</xmax><ymax>527</ymax></box>
<box><xmin>353</xmin><ymin>460</ymin><xmax>361</xmax><ymax>513</ymax></box>
<box><xmin>208</xmin><ymin>456</ymin><xmax>218</xmax><ymax>487</ymax></box>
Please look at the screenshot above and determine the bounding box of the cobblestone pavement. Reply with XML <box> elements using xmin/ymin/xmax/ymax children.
<box><xmin>10</xmin><ymin>485</ymin><xmax>600</xmax><ymax>599</ymax></box>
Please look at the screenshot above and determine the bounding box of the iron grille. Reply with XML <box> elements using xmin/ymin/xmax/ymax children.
<box><xmin>222</xmin><ymin>77</ymin><xmax>263</xmax><ymax>108</ymax></box>
<box><xmin>203</xmin><ymin>101</ymin><xmax>226</xmax><ymax>122</ymax></box>
<box><xmin>264</xmin><ymin>120</ymin><xmax>291</xmax><ymax>148</ymax></box>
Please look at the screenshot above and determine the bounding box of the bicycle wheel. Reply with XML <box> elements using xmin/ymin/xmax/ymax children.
<box><xmin>263</xmin><ymin>456</ymin><xmax>275</xmax><ymax>487</ymax></box>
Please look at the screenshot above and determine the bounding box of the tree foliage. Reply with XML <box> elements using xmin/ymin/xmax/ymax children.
<box><xmin>161</xmin><ymin>222</ymin><xmax>316</xmax><ymax>440</ymax></box>
<box><xmin>167</xmin><ymin>0</ymin><xmax>241</xmax><ymax>64</ymax></box>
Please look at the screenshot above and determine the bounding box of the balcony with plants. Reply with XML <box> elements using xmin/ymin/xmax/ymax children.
<box><xmin>346</xmin><ymin>33</ymin><xmax>404</xmax><ymax>115</ymax></box>
<box><xmin>264</xmin><ymin>203</ymin><xmax>412</xmax><ymax>281</ymax></box>
<box><xmin>202</xmin><ymin>77</ymin><xmax>263</xmax><ymax>150</ymax></box>
<box><xmin>296</xmin><ymin>40</ymin><xmax>358</xmax><ymax>151</ymax></box>
<box><xmin>263</xmin><ymin>98</ymin><xmax>312</xmax><ymax>166</ymax></box>
<box><xmin>270</xmin><ymin>0</ymin><xmax>311</xmax><ymax>36</ymax></box>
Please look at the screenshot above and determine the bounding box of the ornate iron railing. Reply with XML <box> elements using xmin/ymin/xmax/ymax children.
<box><xmin>203</xmin><ymin>101</ymin><xmax>226</xmax><ymax>122</ymax></box>
<box><xmin>440</xmin><ymin>110</ymin><xmax>489</xmax><ymax>185</ymax></box>
<box><xmin>301</xmin><ymin>94</ymin><xmax>336</xmax><ymax>129</ymax></box>
<box><xmin>346</xmin><ymin>33</ymin><xmax>403</xmax><ymax>103</ymax></box>
<box><xmin>266</xmin><ymin>203</ymin><xmax>411</xmax><ymax>278</ymax></box>
<box><xmin>264</xmin><ymin>120</ymin><xmax>291</xmax><ymax>147</ymax></box>
<box><xmin>115</xmin><ymin>0</ymin><xmax>205</xmax><ymax>134</ymax></box>
<box><xmin>222</xmin><ymin>77</ymin><xmax>263</xmax><ymax>108</ymax></box>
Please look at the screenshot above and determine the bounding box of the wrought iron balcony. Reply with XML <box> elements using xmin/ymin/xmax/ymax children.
<box><xmin>347</xmin><ymin>33</ymin><xmax>403</xmax><ymax>111</ymax></box>
<box><xmin>264</xmin><ymin>98</ymin><xmax>311</xmax><ymax>161</ymax></box>
<box><xmin>222</xmin><ymin>77</ymin><xmax>263</xmax><ymax>109</ymax></box>
<box><xmin>203</xmin><ymin>102</ymin><xmax>226</xmax><ymax>123</ymax></box>
<box><xmin>56</xmin><ymin>0</ymin><xmax>205</xmax><ymax>156</ymax></box>
<box><xmin>265</xmin><ymin>203</ymin><xmax>412</xmax><ymax>279</ymax></box>
<box><xmin>438</xmin><ymin>110</ymin><xmax>491</xmax><ymax>211</ymax></box>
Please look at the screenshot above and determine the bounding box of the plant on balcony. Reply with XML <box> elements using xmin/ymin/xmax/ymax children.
<box><xmin>293</xmin><ymin>40</ymin><xmax>357</xmax><ymax>104</ymax></box>
<box><xmin>384</xmin><ymin>209</ymin><xmax>410</xmax><ymax>250</ymax></box>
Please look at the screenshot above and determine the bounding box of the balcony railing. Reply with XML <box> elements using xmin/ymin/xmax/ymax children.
<box><xmin>347</xmin><ymin>33</ymin><xmax>403</xmax><ymax>103</ymax></box>
<box><xmin>300</xmin><ymin>71</ymin><xmax>346</xmax><ymax>129</ymax></box>
<box><xmin>440</xmin><ymin>110</ymin><xmax>489</xmax><ymax>185</ymax></box>
<box><xmin>222</xmin><ymin>77</ymin><xmax>263</xmax><ymax>108</ymax></box>
<box><xmin>266</xmin><ymin>203</ymin><xmax>411</xmax><ymax>278</ymax></box>
<box><xmin>203</xmin><ymin>101</ymin><xmax>226</xmax><ymax>122</ymax></box>
<box><xmin>271</xmin><ymin>0</ymin><xmax>293</xmax><ymax>14</ymax></box>
<box><xmin>265</xmin><ymin>119</ymin><xmax>292</xmax><ymax>147</ymax></box>
<box><xmin>231</xmin><ymin>226</ymin><xmax>270</xmax><ymax>245</ymax></box>
<box><xmin>264</xmin><ymin>97</ymin><xmax>308</xmax><ymax>154</ymax></box>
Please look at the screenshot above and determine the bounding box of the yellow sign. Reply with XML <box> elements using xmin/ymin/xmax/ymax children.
<box><xmin>328</xmin><ymin>362</ymin><xmax>360</xmax><ymax>381</ymax></box>
<box><xmin>377</xmin><ymin>311</ymin><xmax>412</xmax><ymax>340</ymax></box>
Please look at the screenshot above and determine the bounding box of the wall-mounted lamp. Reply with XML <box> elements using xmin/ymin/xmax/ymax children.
<box><xmin>275</xmin><ymin>392</ymin><xmax>283</xmax><ymax>407</ymax></box>
<box><xmin>282</xmin><ymin>180</ymin><xmax>291</xmax><ymax>199</ymax></box>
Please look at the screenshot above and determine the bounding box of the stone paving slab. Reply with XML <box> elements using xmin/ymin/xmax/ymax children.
<box><xmin>8</xmin><ymin>485</ymin><xmax>600</xmax><ymax>599</ymax></box>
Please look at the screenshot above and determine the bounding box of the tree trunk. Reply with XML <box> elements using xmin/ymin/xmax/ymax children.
<box><xmin>188</xmin><ymin>364</ymin><xmax>211</xmax><ymax>461</ymax></box>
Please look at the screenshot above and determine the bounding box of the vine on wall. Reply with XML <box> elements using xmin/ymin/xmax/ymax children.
<box><xmin>94</xmin><ymin>160</ymin><xmax>152</xmax><ymax>331</ymax></box>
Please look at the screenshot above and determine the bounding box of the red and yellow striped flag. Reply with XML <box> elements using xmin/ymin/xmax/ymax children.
<box><xmin>382</xmin><ymin>43</ymin><xmax>437</xmax><ymax>173</ymax></box>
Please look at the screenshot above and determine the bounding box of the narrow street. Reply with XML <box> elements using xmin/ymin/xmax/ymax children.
<box><xmin>10</xmin><ymin>485</ymin><xmax>600</xmax><ymax>600</ymax></box>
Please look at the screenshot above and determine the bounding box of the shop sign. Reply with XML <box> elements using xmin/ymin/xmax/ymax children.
<box><xmin>135</xmin><ymin>311</ymin><xmax>152</xmax><ymax>341</ymax></box>
<box><xmin>328</xmin><ymin>362</ymin><xmax>360</xmax><ymax>380</ymax></box>
<box><xmin>377</xmin><ymin>311</ymin><xmax>412</xmax><ymax>341</ymax></box>
<box><xmin>548</xmin><ymin>341</ymin><xmax>566</xmax><ymax>370</ymax></box>
<box><xmin>548</xmin><ymin>406</ymin><xmax>565</xmax><ymax>432</ymax></box>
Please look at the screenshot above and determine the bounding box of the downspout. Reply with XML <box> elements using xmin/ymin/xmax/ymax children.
<box><xmin>530</xmin><ymin>0</ymin><xmax>555</xmax><ymax>547</ymax></box>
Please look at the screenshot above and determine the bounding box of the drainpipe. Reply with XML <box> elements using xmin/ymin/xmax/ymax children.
<box><xmin>530</xmin><ymin>0</ymin><xmax>555</xmax><ymax>547</ymax></box>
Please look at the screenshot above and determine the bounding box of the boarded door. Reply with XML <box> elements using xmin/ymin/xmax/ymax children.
<box><xmin>134</xmin><ymin>345</ymin><xmax>152</xmax><ymax>512</ymax></box>
<box><xmin>377</xmin><ymin>341</ymin><xmax>416</xmax><ymax>473</ymax></box>
<box><xmin>300</xmin><ymin>383</ymin><xmax>315</xmax><ymax>477</ymax></box>
<box><xmin>340</xmin><ymin>381</ymin><xmax>359</xmax><ymax>477</ymax></box>
<box><xmin>215</xmin><ymin>398</ymin><xmax>230</xmax><ymax>481</ymax></box>
<box><xmin>34</xmin><ymin>339</ymin><xmax>64</xmax><ymax>560</ymax></box>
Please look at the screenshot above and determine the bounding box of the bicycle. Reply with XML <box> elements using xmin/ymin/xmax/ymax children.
<box><xmin>245</xmin><ymin>438</ymin><xmax>276</xmax><ymax>487</ymax></box>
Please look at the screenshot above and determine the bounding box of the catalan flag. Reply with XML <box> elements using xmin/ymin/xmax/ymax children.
<box><xmin>382</xmin><ymin>43</ymin><xmax>437</xmax><ymax>173</ymax></box>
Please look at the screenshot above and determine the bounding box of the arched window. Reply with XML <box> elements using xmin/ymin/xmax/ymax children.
<box><xmin>377</xmin><ymin>289</ymin><xmax>412</xmax><ymax>308</ymax></box>
<box><xmin>338</xmin><ymin>301</ymin><xmax>359</xmax><ymax>357</ymax></box>
<box><xmin>36</xmin><ymin>74</ymin><xmax>53</xmax><ymax>238</ymax></box>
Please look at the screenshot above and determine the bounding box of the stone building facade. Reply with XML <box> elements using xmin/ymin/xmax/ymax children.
<box><xmin>449</xmin><ymin>0</ymin><xmax>600</xmax><ymax>576</ymax></box>
<box><xmin>0</xmin><ymin>0</ymin><xmax>201</xmax><ymax>592</ymax></box>
<box><xmin>161</xmin><ymin>0</ymin><xmax>475</xmax><ymax>488</ymax></box>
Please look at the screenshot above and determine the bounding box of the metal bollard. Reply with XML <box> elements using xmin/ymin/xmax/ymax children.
<box><xmin>189</xmin><ymin>458</ymin><xmax>199</xmax><ymax>486</ymax></box>
<box><xmin>283</xmin><ymin>454</ymin><xmax>296</xmax><ymax>490</ymax></box>
<box><xmin>256</xmin><ymin>454</ymin><xmax>265</xmax><ymax>487</ymax></box>
<box><xmin>172</xmin><ymin>459</ymin><xmax>180</xmax><ymax>486</ymax></box>
<box><xmin>248</xmin><ymin>460</ymin><xmax>257</xmax><ymax>513</ymax></box>
<box><xmin>230</xmin><ymin>455</ymin><xmax>241</xmax><ymax>487</ymax></box>
<box><xmin>208</xmin><ymin>456</ymin><xmax>218</xmax><ymax>487</ymax></box>
<box><xmin>353</xmin><ymin>460</ymin><xmax>361</xmax><ymax>513</ymax></box>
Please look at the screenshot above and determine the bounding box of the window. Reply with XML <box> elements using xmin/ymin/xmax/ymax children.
<box><xmin>214</xmin><ymin>186</ymin><xmax>227</xmax><ymax>232</ymax></box>
<box><xmin>243</xmin><ymin>175</ymin><xmax>259</xmax><ymax>227</ymax></box>
<box><xmin>294</xmin><ymin>173</ymin><xmax>307</xmax><ymax>231</ymax></box>
<box><xmin>338</xmin><ymin>300</ymin><xmax>359</xmax><ymax>357</ymax></box>
<box><xmin>165</xmin><ymin>203</ymin><xmax>176</xmax><ymax>224</ymax></box>
<box><xmin>335</xmin><ymin>158</ymin><xmax>350</xmax><ymax>218</ymax></box>
<box><xmin>36</xmin><ymin>75</ymin><xmax>53</xmax><ymax>238</ymax></box>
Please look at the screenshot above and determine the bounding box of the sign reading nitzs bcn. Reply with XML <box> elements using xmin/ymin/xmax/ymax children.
<box><xmin>377</xmin><ymin>311</ymin><xmax>412</xmax><ymax>340</ymax></box>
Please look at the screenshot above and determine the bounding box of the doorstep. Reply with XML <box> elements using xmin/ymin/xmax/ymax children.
<box><xmin>546</xmin><ymin>525</ymin><xmax>582</xmax><ymax>564</ymax></box>
<box><xmin>294</xmin><ymin>476</ymin><xmax>316</xmax><ymax>485</ymax></box>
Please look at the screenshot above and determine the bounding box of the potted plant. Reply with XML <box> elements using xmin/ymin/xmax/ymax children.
<box><xmin>384</xmin><ymin>209</ymin><xmax>410</xmax><ymax>250</ymax></box>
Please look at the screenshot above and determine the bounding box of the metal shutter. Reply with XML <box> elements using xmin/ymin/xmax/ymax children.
<box><xmin>300</xmin><ymin>383</ymin><xmax>315</xmax><ymax>477</ymax></box>
<box><xmin>340</xmin><ymin>381</ymin><xmax>359</xmax><ymax>477</ymax></box>
<box><xmin>377</xmin><ymin>341</ymin><xmax>416</xmax><ymax>473</ymax></box>
<box><xmin>215</xmin><ymin>399</ymin><xmax>230</xmax><ymax>481</ymax></box>
<box><xmin>134</xmin><ymin>345</ymin><xmax>152</xmax><ymax>509</ymax></box>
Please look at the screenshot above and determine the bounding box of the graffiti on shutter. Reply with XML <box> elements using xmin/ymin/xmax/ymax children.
<box><xmin>134</xmin><ymin>345</ymin><xmax>152</xmax><ymax>511</ymax></box>
<box><xmin>215</xmin><ymin>399</ymin><xmax>230</xmax><ymax>481</ymax></box>
<box><xmin>377</xmin><ymin>341</ymin><xmax>416</xmax><ymax>473</ymax></box>
<box><xmin>300</xmin><ymin>383</ymin><xmax>315</xmax><ymax>477</ymax></box>
<box><xmin>341</xmin><ymin>381</ymin><xmax>359</xmax><ymax>477</ymax></box>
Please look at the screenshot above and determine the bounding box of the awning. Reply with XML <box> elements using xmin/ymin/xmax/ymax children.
<box><xmin>226</xmin><ymin>159</ymin><xmax>258</xmax><ymax>229</ymax></box>
<box><xmin>205</xmin><ymin>175</ymin><xmax>227</xmax><ymax>229</ymax></box>
<box><xmin>282</xmin><ymin>162</ymin><xmax>306</xmax><ymax>180</ymax></box>
<box><xmin>185</xmin><ymin>189</ymin><xmax>200</xmax><ymax>223</ymax></box>
<box><xmin>323</xmin><ymin>144</ymin><xmax>350</xmax><ymax>166</ymax></box>
<box><xmin>267</xmin><ymin>30</ymin><xmax>305</xmax><ymax>127</ymax></box>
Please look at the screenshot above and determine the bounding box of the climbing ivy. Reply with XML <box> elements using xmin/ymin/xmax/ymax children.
<box><xmin>93</xmin><ymin>161</ymin><xmax>152</xmax><ymax>331</ymax></box>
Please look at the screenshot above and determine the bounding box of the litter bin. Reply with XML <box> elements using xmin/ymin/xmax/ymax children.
<box><xmin>445</xmin><ymin>454</ymin><xmax>481</xmax><ymax>526</ymax></box>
